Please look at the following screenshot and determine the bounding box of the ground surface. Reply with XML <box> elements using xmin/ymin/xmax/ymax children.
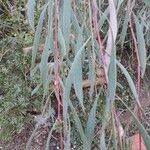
<box><xmin>0</xmin><ymin>89</ymin><xmax>149</xmax><ymax>150</ymax></box>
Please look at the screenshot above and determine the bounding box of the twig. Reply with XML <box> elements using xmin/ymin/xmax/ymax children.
<box><xmin>54</xmin><ymin>1</ymin><xmax>63</xmax><ymax>150</ymax></box>
<box><xmin>23</xmin><ymin>44</ymin><xmax>44</xmax><ymax>54</ymax></box>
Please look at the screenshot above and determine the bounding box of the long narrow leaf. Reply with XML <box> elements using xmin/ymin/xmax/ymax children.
<box><xmin>26</xmin><ymin>0</ymin><xmax>36</xmax><ymax>30</ymax></box>
<box><xmin>58</xmin><ymin>28</ymin><xmax>67</xmax><ymax>59</ymax></box>
<box><xmin>45</xmin><ymin>122</ymin><xmax>57</xmax><ymax>150</ymax></box>
<box><xmin>120</xmin><ymin>99</ymin><xmax>150</xmax><ymax>150</ymax></box>
<box><xmin>99</xmin><ymin>131</ymin><xmax>107</xmax><ymax>150</ymax></box>
<box><xmin>144</xmin><ymin>0</ymin><xmax>150</xmax><ymax>6</ymax></box>
<box><xmin>62</xmin><ymin>0</ymin><xmax>71</xmax><ymax>52</ymax></box>
<box><xmin>69</xmin><ymin>37</ymin><xmax>91</xmax><ymax>110</ymax></box>
<box><xmin>107</xmin><ymin>44</ymin><xmax>116</xmax><ymax>103</ymax></box>
<box><xmin>40</xmin><ymin>2</ymin><xmax>53</xmax><ymax>94</ymax></box>
<box><xmin>116</xmin><ymin>61</ymin><xmax>141</xmax><ymax>107</ymax></box>
<box><xmin>31</xmin><ymin>3</ymin><xmax>49</xmax><ymax>68</ymax></box>
<box><xmin>105</xmin><ymin>0</ymin><xmax>117</xmax><ymax>73</ymax></box>
<box><xmin>120</xmin><ymin>12</ymin><xmax>129</xmax><ymax>48</ymax></box>
<box><xmin>85</xmin><ymin>93</ymin><xmax>100</xmax><ymax>145</ymax></box>
<box><xmin>134</xmin><ymin>15</ymin><xmax>147</xmax><ymax>77</ymax></box>
<box><xmin>69</xmin><ymin>100</ymin><xmax>90</xmax><ymax>150</ymax></box>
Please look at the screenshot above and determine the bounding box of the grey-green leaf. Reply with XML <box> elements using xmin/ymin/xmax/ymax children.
<box><xmin>144</xmin><ymin>0</ymin><xmax>150</xmax><ymax>6</ymax></box>
<box><xmin>69</xmin><ymin>100</ymin><xmax>90</xmax><ymax>150</ymax></box>
<box><xmin>31</xmin><ymin>83</ymin><xmax>41</xmax><ymax>96</ymax></box>
<box><xmin>134</xmin><ymin>16</ymin><xmax>147</xmax><ymax>78</ymax></box>
<box><xmin>107</xmin><ymin>44</ymin><xmax>116</xmax><ymax>104</ymax></box>
<box><xmin>120</xmin><ymin>12</ymin><xmax>129</xmax><ymax>48</ymax></box>
<box><xmin>58</xmin><ymin>28</ymin><xmax>67</xmax><ymax>59</ymax></box>
<box><xmin>120</xmin><ymin>99</ymin><xmax>150</xmax><ymax>150</ymax></box>
<box><xmin>116</xmin><ymin>61</ymin><xmax>141</xmax><ymax>107</ymax></box>
<box><xmin>99</xmin><ymin>131</ymin><xmax>107</xmax><ymax>150</ymax></box>
<box><xmin>27</xmin><ymin>0</ymin><xmax>36</xmax><ymax>30</ymax></box>
<box><xmin>68</xmin><ymin>37</ymin><xmax>91</xmax><ymax>110</ymax></box>
<box><xmin>85</xmin><ymin>93</ymin><xmax>99</xmax><ymax>145</ymax></box>
<box><xmin>62</xmin><ymin>0</ymin><xmax>71</xmax><ymax>51</ymax></box>
<box><xmin>31</xmin><ymin>3</ymin><xmax>49</xmax><ymax>68</ymax></box>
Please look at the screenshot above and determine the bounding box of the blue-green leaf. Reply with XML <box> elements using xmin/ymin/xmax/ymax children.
<box><xmin>120</xmin><ymin>99</ymin><xmax>150</xmax><ymax>150</ymax></box>
<box><xmin>31</xmin><ymin>3</ymin><xmax>49</xmax><ymax>68</ymax></box>
<box><xmin>116</xmin><ymin>61</ymin><xmax>141</xmax><ymax>107</ymax></box>
<box><xmin>107</xmin><ymin>44</ymin><xmax>116</xmax><ymax>104</ymax></box>
<box><xmin>85</xmin><ymin>93</ymin><xmax>99</xmax><ymax>146</ymax></box>
<box><xmin>144</xmin><ymin>0</ymin><xmax>150</xmax><ymax>6</ymax></box>
<box><xmin>58</xmin><ymin>28</ymin><xmax>67</xmax><ymax>59</ymax></box>
<box><xmin>27</xmin><ymin>0</ymin><xmax>36</xmax><ymax>30</ymax></box>
<box><xmin>134</xmin><ymin>16</ymin><xmax>147</xmax><ymax>78</ymax></box>
<box><xmin>70</xmin><ymin>37</ymin><xmax>91</xmax><ymax>110</ymax></box>
<box><xmin>62</xmin><ymin>0</ymin><xmax>71</xmax><ymax>52</ymax></box>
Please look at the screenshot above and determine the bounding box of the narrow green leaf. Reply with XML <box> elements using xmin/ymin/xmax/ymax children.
<box><xmin>31</xmin><ymin>3</ymin><xmax>49</xmax><ymax>68</ymax></box>
<box><xmin>111</xmin><ymin>113</ymin><xmax>118</xmax><ymax>150</ymax></box>
<box><xmin>62</xmin><ymin>37</ymin><xmax>91</xmax><ymax>149</ymax></box>
<box><xmin>116</xmin><ymin>61</ymin><xmax>141</xmax><ymax>107</ymax></box>
<box><xmin>45</xmin><ymin>122</ymin><xmax>57</xmax><ymax>150</ymax></box>
<box><xmin>116</xmin><ymin>0</ymin><xmax>124</xmax><ymax>12</ymax></box>
<box><xmin>70</xmin><ymin>28</ymin><xmax>84</xmax><ymax>110</ymax></box>
<box><xmin>62</xmin><ymin>0</ymin><xmax>71</xmax><ymax>52</ymax></box>
<box><xmin>69</xmin><ymin>100</ymin><xmax>90</xmax><ymax>150</ymax></box>
<box><xmin>40</xmin><ymin>2</ymin><xmax>53</xmax><ymax>94</ymax></box>
<box><xmin>120</xmin><ymin>12</ymin><xmax>129</xmax><ymax>48</ymax></box>
<box><xmin>31</xmin><ymin>83</ymin><xmax>42</xmax><ymax>96</ymax></box>
<box><xmin>99</xmin><ymin>131</ymin><xmax>107</xmax><ymax>150</ymax></box>
<box><xmin>99</xmin><ymin>7</ymin><xmax>109</xmax><ymax>28</ymax></box>
<box><xmin>107</xmin><ymin>44</ymin><xmax>116</xmax><ymax>103</ymax></box>
<box><xmin>62</xmin><ymin>78</ymin><xmax>71</xmax><ymax>150</ymax></box>
<box><xmin>69</xmin><ymin>37</ymin><xmax>91</xmax><ymax>110</ymax></box>
<box><xmin>58</xmin><ymin>28</ymin><xmax>67</xmax><ymax>59</ymax></box>
<box><xmin>144</xmin><ymin>0</ymin><xmax>150</xmax><ymax>6</ymax></box>
<box><xmin>40</xmin><ymin>35</ymin><xmax>50</xmax><ymax>94</ymax></box>
<box><xmin>75</xmin><ymin>28</ymin><xmax>83</xmax><ymax>54</ymax></box>
<box><xmin>88</xmin><ymin>52</ymin><xmax>96</xmax><ymax>100</ymax></box>
<box><xmin>134</xmin><ymin>15</ymin><xmax>147</xmax><ymax>77</ymax></box>
<box><xmin>71</xmin><ymin>10</ymin><xmax>80</xmax><ymax>37</ymax></box>
<box><xmin>120</xmin><ymin>99</ymin><xmax>150</xmax><ymax>150</ymax></box>
<box><xmin>99</xmin><ymin>105</ymin><xmax>111</xmax><ymax>150</ymax></box>
<box><xmin>85</xmin><ymin>93</ymin><xmax>99</xmax><ymax>146</ymax></box>
<box><xmin>27</xmin><ymin>0</ymin><xmax>36</xmax><ymax>31</ymax></box>
<box><xmin>26</xmin><ymin>124</ymin><xmax>39</xmax><ymax>150</ymax></box>
<box><xmin>71</xmin><ymin>56</ymin><xmax>83</xmax><ymax>109</ymax></box>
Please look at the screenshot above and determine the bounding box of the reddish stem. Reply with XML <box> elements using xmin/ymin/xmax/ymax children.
<box><xmin>92</xmin><ymin>0</ymin><xmax>108</xmax><ymax>84</ymax></box>
<box><xmin>54</xmin><ymin>1</ymin><xmax>63</xmax><ymax>149</ymax></box>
